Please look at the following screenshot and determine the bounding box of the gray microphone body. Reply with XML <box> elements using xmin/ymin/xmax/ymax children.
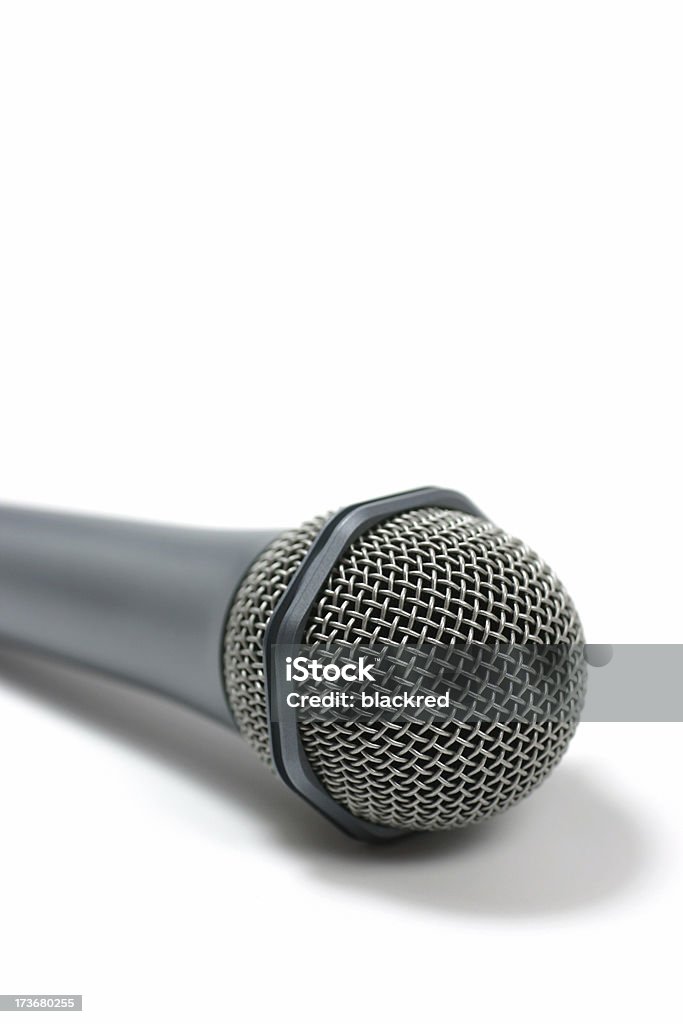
<box><xmin>0</xmin><ymin>487</ymin><xmax>586</xmax><ymax>842</ymax></box>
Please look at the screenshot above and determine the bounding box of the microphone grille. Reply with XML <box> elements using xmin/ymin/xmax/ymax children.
<box><xmin>224</xmin><ymin>515</ymin><xmax>328</xmax><ymax>763</ymax></box>
<box><xmin>224</xmin><ymin>507</ymin><xmax>585</xmax><ymax>831</ymax></box>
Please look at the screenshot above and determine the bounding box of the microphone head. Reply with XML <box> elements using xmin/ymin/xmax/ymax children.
<box><xmin>224</xmin><ymin>498</ymin><xmax>585</xmax><ymax>837</ymax></box>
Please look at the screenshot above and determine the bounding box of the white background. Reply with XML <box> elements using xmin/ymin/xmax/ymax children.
<box><xmin>0</xmin><ymin>2</ymin><xmax>681</xmax><ymax>1022</ymax></box>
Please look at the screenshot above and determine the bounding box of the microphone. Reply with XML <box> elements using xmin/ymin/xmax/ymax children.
<box><xmin>0</xmin><ymin>487</ymin><xmax>586</xmax><ymax>842</ymax></box>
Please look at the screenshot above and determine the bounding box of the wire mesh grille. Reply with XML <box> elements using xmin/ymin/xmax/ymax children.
<box><xmin>223</xmin><ymin>507</ymin><xmax>585</xmax><ymax>831</ymax></box>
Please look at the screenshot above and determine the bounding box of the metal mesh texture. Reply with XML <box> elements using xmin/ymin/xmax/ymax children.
<box><xmin>223</xmin><ymin>507</ymin><xmax>585</xmax><ymax>831</ymax></box>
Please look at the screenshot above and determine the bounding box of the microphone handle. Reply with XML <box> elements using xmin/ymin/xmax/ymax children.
<box><xmin>0</xmin><ymin>505</ymin><xmax>280</xmax><ymax>726</ymax></box>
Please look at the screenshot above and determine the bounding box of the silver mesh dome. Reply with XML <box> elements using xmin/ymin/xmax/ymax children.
<box><xmin>223</xmin><ymin>507</ymin><xmax>585</xmax><ymax>831</ymax></box>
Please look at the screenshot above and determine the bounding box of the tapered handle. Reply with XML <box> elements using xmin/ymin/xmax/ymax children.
<box><xmin>0</xmin><ymin>505</ymin><xmax>279</xmax><ymax>725</ymax></box>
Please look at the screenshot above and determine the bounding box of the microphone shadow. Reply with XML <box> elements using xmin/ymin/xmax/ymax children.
<box><xmin>0</xmin><ymin>647</ymin><xmax>653</xmax><ymax>919</ymax></box>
